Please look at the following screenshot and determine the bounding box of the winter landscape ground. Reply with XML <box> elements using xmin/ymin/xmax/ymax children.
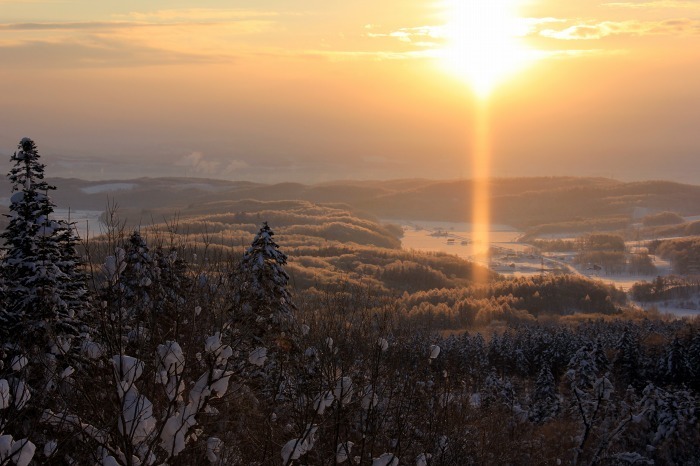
<box><xmin>0</xmin><ymin>139</ymin><xmax>699</xmax><ymax>465</ymax></box>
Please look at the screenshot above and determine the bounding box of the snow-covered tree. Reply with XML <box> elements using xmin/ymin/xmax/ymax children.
<box><xmin>234</xmin><ymin>222</ymin><xmax>296</xmax><ymax>339</ymax></box>
<box><xmin>40</xmin><ymin>235</ymin><xmax>241</xmax><ymax>465</ymax></box>
<box><xmin>658</xmin><ymin>336</ymin><xmax>690</xmax><ymax>386</ymax></box>
<box><xmin>0</xmin><ymin>137</ymin><xmax>89</xmax><ymax>346</ymax></box>
<box><xmin>613</xmin><ymin>327</ymin><xmax>642</xmax><ymax>389</ymax></box>
<box><xmin>689</xmin><ymin>330</ymin><xmax>700</xmax><ymax>391</ymax></box>
<box><xmin>530</xmin><ymin>363</ymin><xmax>559</xmax><ymax>423</ymax></box>
<box><xmin>0</xmin><ymin>137</ymin><xmax>92</xmax><ymax>466</ymax></box>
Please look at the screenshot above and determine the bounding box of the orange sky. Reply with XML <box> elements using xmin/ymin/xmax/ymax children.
<box><xmin>0</xmin><ymin>0</ymin><xmax>699</xmax><ymax>183</ymax></box>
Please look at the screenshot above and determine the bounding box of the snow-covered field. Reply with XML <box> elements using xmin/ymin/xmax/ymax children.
<box><xmin>637</xmin><ymin>301</ymin><xmax>700</xmax><ymax>318</ymax></box>
<box><xmin>399</xmin><ymin>221</ymin><xmax>699</xmax><ymax>318</ymax></box>
<box><xmin>398</xmin><ymin>221</ymin><xmax>528</xmax><ymax>270</ymax></box>
<box><xmin>80</xmin><ymin>182</ymin><xmax>137</xmax><ymax>194</ymax></box>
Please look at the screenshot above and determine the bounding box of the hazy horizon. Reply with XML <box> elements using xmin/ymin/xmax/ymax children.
<box><xmin>1</xmin><ymin>0</ymin><xmax>699</xmax><ymax>185</ymax></box>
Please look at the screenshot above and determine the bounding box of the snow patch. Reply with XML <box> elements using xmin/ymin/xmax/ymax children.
<box><xmin>248</xmin><ymin>347</ymin><xmax>268</xmax><ymax>367</ymax></box>
<box><xmin>80</xmin><ymin>183</ymin><xmax>137</xmax><ymax>195</ymax></box>
<box><xmin>372</xmin><ymin>453</ymin><xmax>399</xmax><ymax>466</ymax></box>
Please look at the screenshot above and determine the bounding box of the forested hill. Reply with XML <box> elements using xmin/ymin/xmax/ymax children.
<box><xmin>4</xmin><ymin>176</ymin><xmax>700</xmax><ymax>231</ymax></box>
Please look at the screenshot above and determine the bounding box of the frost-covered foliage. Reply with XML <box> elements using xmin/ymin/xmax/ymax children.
<box><xmin>45</xmin><ymin>232</ymin><xmax>242</xmax><ymax>465</ymax></box>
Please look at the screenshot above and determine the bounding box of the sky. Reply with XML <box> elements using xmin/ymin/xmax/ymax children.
<box><xmin>0</xmin><ymin>0</ymin><xmax>699</xmax><ymax>184</ymax></box>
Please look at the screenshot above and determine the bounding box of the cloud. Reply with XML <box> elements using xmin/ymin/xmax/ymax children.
<box><xmin>366</xmin><ymin>25</ymin><xmax>443</xmax><ymax>46</ymax></box>
<box><xmin>298</xmin><ymin>49</ymin><xmax>435</xmax><ymax>62</ymax></box>
<box><xmin>0</xmin><ymin>37</ymin><xmax>215</xmax><ymax>68</ymax></box>
<box><xmin>223</xmin><ymin>160</ymin><xmax>249</xmax><ymax>174</ymax></box>
<box><xmin>0</xmin><ymin>16</ymin><xmax>433</xmax><ymax>68</ymax></box>
<box><xmin>175</xmin><ymin>152</ymin><xmax>249</xmax><ymax>176</ymax></box>
<box><xmin>118</xmin><ymin>9</ymin><xmax>280</xmax><ymax>23</ymax></box>
<box><xmin>0</xmin><ymin>21</ymin><xmax>140</xmax><ymax>31</ymax></box>
<box><xmin>604</xmin><ymin>0</ymin><xmax>700</xmax><ymax>8</ymax></box>
<box><xmin>0</xmin><ymin>8</ymin><xmax>279</xmax><ymax>67</ymax></box>
<box><xmin>536</xmin><ymin>19</ymin><xmax>700</xmax><ymax>40</ymax></box>
<box><xmin>0</xmin><ymin>0</ymin><xmax>70</xmax><ymax>3</ymax></box>
<box><xmin>175</xmin><ymin>152</ymin><xmax>220</xmax><ymax>176</ymax></box>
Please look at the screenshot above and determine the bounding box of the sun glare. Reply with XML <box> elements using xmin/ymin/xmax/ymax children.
<box><xmin>440</xmin><ymin>0</ymin><xmax>531</xmax><ymax>98</ymax></box>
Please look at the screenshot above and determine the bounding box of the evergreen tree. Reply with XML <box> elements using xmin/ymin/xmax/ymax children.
<box><xmin>688</xmin><ymin>331</ymin><xmax>700</xmax><ymax>391</ymax></box>
<box><xmin>0</xmin><ymin>138</ymin><xmax>91</xmax><ymax>463</ymax></box>
<box><xmin>614</xmin><ymin>327</ymin><xmax>642</xmax><ymax>389</ymax></box>
<box><xmin>100</xmin><ymin>231</ymin><xmax>194</xmax><ymax>346</ymax></box>
<box><xmin>592</xmin><ymin>339</ymin><xmax>610</xmax><ymax>373</ymax></box>
<box><xmin>0</xmin><ymin>138</ymin><xmax>87</xmax><ymax>346</ymax></box>
<box><xmin>120</xmin><ymin>230</ymin><xmax>159</xmax><ymax>311</ymax></box>
<box><xmin>234</xmin><ymin>222</ymin><xmax>295</xmax><ymax>338</ymax></box>
<box><xmin>566</xmin><ymin>342</ymin><xmax>599</xmax><ymax>392</ymax></box>
<box><xmin>658</xmin><ymin>337</ymin><xmax>690</xmax><ymax>386</ymax></box>
<box><xmin>530</xmin><ymin>363</ymin><xmax>559</xmax><ymax>423</ymax></box>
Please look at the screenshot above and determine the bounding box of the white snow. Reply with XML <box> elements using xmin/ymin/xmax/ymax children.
<box><xmin>112</xmin><ymin>355</ymin><xmax>144</xmax><ymax>387</ymax></box>
<box><xmin>10</xmin><ymin>355</ymin><xmax>28</xmax><ymax>371</ymax></box>
<box><xmin>43</xmin><ymin>440</ymin><xmax>57</xmax><ymax>458</ymax></box>
<box><xmin>248</xmin><ymin>347</ymin><xmax>268</xmax><ymax>367</ymax></box>
<box><xmin>281</xmin><ymin>438</ymin><xmax>306</xmax><ymax>463</ymax></box>
<box><xmin>313</xmin><ymin>391</ymin><xmax>335</xmax><ymax>414</ymax></box>
<box><xmin>0</xmin><ymin>435</ymin><xmax>11</xmax><ymax>458</ymax></box>
<box><xmin>157</xmin><ymin>341</ymin><xmax>186</xmax><ymax>401</ymax></box>
<box><xmin>102</xmin><ymin>456</ymin><xmax>119</xmax><ymax>466</ymax></box>
<box><xmin>281</xmin><ymin>425</ymin><xmax>318</xmax><ymax>464</ymax></box>
<box><xmin>336</xmin><ymin>442</ymin><xmax>354</xmax><ymax>464</ymax></box>
<box><xmin>377</xmin><ymin>338</ymin><xmax>389</xmax><ymax>352</ymax></box>
<box><xmin>0</xmin><ymin>380</ymin><xmax>9</xmax><ymax>409</ymax></box>
<box><xmin>118</xmin><ymin>386</ymin><xmax>155</xmax><ymax>445</ymax></box>
<box><xmin>372</xmin><ymin>453</ymin><xmax>399</xmax><ymax>466</ymax></box>
<box><xmin>6</xmin><ymin>438</ymin><xmax>36</xmax><ymax>466</ymax></box>
<box><xmin>209</xmin><ymin>371</ymin><xmax>231</xmax><ymax>398</ymax></box>
<box><xmin>206</xmin><ymin>437</ymin><xmax>223</xmax><ymax>463</ymax></box>
<box><xmin>81</xmin><ymin>341</ymin><xmax>103</xmax><ymax>359</ymax></box>
<box><xmin>334</xmin><ymin>377</ymin><xmax>353</xmax><ymax>406</ymax></box>
<box><xmin>9</xmin><ymin>192</ymin><xmax>24</xmax><ymax>204</ymax></box>
<box><xmin>12</xmin><ymin>380</ymin><xmax>31</xmax><ymax>409</ymax></box>
<box><xmin>205</xmin><ymin>332</ymin><xmax>233</xmax><ymax>364</ymax></box>
<box><xmin>104</xmin><ymin>248</ymin><xmax>126</xmax><ymax>281</ymax></box>
<box><xmin>80</xmin><ymin>183</ymin><xmax>137</xmax><ymax>195</ymax></box>
<box><xmin>361</xmin><ymin>386</ymin><xmax>379</xmax><ymax>410</ymax></box>
<box><xmin>157</xmin><ymin>341</ymin><xmax>185</xmax><ymax>375</ymax></box>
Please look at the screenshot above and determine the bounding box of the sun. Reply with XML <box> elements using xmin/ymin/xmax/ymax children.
<box><xmin>439</xmin><ymin>0</ymin><xmax>532</xmax><ymax>98</ymax></box>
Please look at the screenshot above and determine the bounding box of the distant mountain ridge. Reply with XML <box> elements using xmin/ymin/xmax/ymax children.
<box><xmin>2</xmin><ymin>176</ymin><xmax>700</xmax><ymax>231</ymax></box>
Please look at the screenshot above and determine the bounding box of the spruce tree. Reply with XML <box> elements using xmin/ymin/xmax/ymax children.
<box><xmin>689</xmin><ymin>331</ymin><xmax>700</xmax><ymax>391</ymax></box>
<box><xmin>614</xmin><ymin>327</ymin><xmax>642</xmax><ymax>389</ymax></box>
<box><xmin>659</xmin><ymin>337</ymin><xmax>690</xmax><ymax>386</ymax></box>
<box><xmin>530</xmin><ymin>363</ymin><xmax>559</xmax><ymax>423</ymax></box>
<box><xmin>0</xmin><ymin>138</ymin><xmax>87</xmax><ymax>346</ymax></box>
<box><xmin>235</xmin><ymin>222</ymin><xmax>295</xmax><ymax>338</ymax></box>
<box><xmin>0</xmin><ymin>138</ymin><xmax>91</xmax><ymax>462</ymax></box>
